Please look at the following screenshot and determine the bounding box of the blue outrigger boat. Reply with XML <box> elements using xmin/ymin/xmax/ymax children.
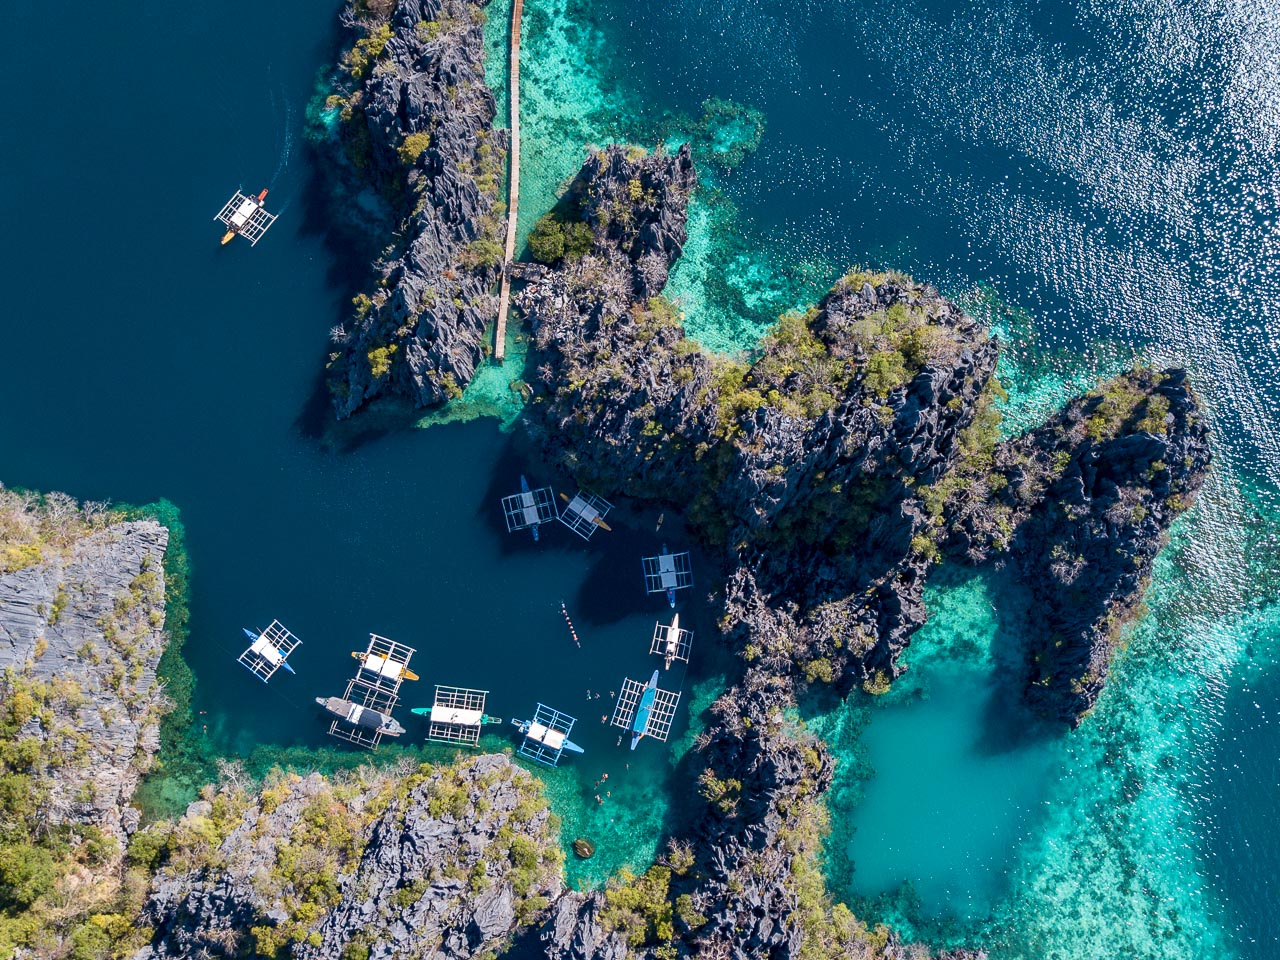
<box><xmin>242</xmin><ymin>628</ymin><xmax>295</xmax><ymax>674</ymax></box>
<box><xmin>631</xmin><ymin>670</ymin><xmax>660</xmax><ymax>750</ymax></box>
<box><xmin>237</xmin><ymin>622</ymin><xmax>300</xmax><ymax>682</ymax></box>
<box><xmin>511</xmin><ymin>717</ymin><xmax>585</xmax><ymax>754</ymax></box>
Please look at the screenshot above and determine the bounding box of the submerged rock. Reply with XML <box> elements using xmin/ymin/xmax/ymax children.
<box><xmin>316</xmin><ymin>0</ymin><xmax>508</xmax><ymax>419</ymax></box>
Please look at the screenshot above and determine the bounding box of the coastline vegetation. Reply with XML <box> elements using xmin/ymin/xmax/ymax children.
<box><xmin>134</xmin><ymin>756</ymin><xmax>561</xmax><ymax>957</ymax></box>
<box><xmin>0</xmin><ymin>491</ymin><xmax>182</xmax><ymax>959</ymax></box>
<box><xmin>528</xmin><ymin>212</ymin><xmax>594</xmax><ymax>264</ymax></box>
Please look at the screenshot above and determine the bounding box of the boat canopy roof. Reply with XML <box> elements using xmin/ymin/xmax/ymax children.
<box><xmin>362</xmin><ymin>653</ymin><xmax>405</xmax><ymax>680</ymax></box>
<box><xmin>527</xmin><ymin>721</ymin><xmax>565</xmax><ymax>749</ymax></box>
<box><xmin>249</xmin><ymin>634</ymin><xmax>283</xmax><ymax>664</ymax></box>
<box><xmin>431</xmin><ymin>704</ymin><xmax>485</xmax><ymax>726</ymax></box>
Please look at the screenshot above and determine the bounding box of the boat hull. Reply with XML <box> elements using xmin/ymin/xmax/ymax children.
<box><xmin>316</xmin><ymin>696</ymin><xmax>405</xmax><ymax>736</ymax></box>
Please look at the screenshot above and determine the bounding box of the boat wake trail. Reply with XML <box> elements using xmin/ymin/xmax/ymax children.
<box><xmin>268</xmin><ymin>82</ymin><xmax>295</xmax><ymax>191</ymax></box>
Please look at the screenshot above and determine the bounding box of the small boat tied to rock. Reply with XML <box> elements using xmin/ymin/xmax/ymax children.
<box><xmin>237</xmin><ymin>620</ymin><xmax>301</xmax><ymax>682</ymax></box>
<box><xmin>642</xmin><ymin>544</ymin><xmax>693</xmax><ymax>608</ymax></box>
<box><xmin>214</xmin><ymin>188</ymin><xmax>277</xmax><ymax>246</ymax></box>
<box><xmin>501</xmin><ymin>474</ymin><xmax>556</xmax><ymax>541</ymax></box>
<box><xmin>611</xmin><ymin>669</ymin><xmax>681</xmax><ymax>751</ymax></box>
<box><xmin>650</xmin><ymin>612</ymin><xmax>692</xmax><ymax>670</ymax></box>
<box><xmin>512</xmin><ymin>702</ymin><xmax>584</xmax><ymax>767</ymax></box>
<box><xmin>315</xmin><ymin>696</ymin><xmax>406</xmax><ymax>738</ymax></box>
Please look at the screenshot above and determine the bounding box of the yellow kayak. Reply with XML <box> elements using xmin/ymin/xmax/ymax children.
<box><xmin>351</xmin><ymin>651</ymin><xmax>419</xmax><ymax>681</ymax></box>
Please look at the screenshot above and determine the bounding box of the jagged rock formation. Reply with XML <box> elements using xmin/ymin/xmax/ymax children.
<box><xmin>518</xmin><ymin>144</ymin><xmax>711</xmax><ymax>503</ymax></box>
<box><xmin>0</xmin><ymin>488</ymin><xmax>178</xmax><ymax>959</ymax></box>
<box><xmin>934</xmin><ymin>366</ymin><xmax>1210</xmax><ymax>723</ymax></box>
<box><xmin>518</xmin><ymin>141</ymin><xmax>1207</xmax><ymax>958</ymax></box>
<box><xmin>317</xmin><ymin>0</ymin><xmax>508</xmax><ymax>418</ymax></box>
<box><xmin>519</xmin><ymin>144</ymin><xmax>1000</xmax><ymax>692</ymax></box>
<box><xmin>137</xmin><ymin>756</ymin><xmax>561</xmax><ymax>960</ymax></box>
<box><xmin>0</xmin><ymin>503</ymin><xmax>170</xmax><ymax>841</ymax></box>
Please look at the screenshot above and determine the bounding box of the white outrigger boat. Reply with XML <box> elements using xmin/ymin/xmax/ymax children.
<box><xmin>650</xmin><ymin>612</ymin><xmax>692</xmax><ymax>670</ymax></box>
<box><xmin>214</xmin><ymin>188</ymin><xmax>277</xmax><ymax>246</ymax></box>
<box><xmin>315</xmin><ymin>696</ymin><xmax>405</xmax><ymax>737</ymax></box>
<box><xmin>511</xmin><ymin>703</ymin><xmax>583</xmax><ymax>767</ymax></box>
<box><xmin>661</xmin><ymin>613</ymin><xmax>680</xmax><ymax>667</ymax></box>
<box><xmin>236</xmin><ymin>621</ymin><xmax>301</xmax><ymax>683</ymax></box>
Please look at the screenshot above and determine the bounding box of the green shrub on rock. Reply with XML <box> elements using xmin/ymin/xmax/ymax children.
<box><xmin>397</xmin><ymin>131</ymin><xmax>432</xmax><ymax>165</ymax></box>
<box><xmin>528</xmin><ymin>214</ymin><xmax>594</xmax><ymax>264</ymax></box>
<box><xmin>528</xmin><ymin>215</ymin><xmax>566</xmax><ymax>264</ymax></box>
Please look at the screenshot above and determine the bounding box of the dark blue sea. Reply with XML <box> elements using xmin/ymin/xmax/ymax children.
<box><xmin>1</xmin><ymin>0</ymin><xmax>1278</xmax><ymax>953</ymax></box>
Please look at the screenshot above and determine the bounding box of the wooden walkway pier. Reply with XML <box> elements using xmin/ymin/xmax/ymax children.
<box><xmin>494</xmin><ymin>0</ymin><xmax>524</xmax><ymax>362</ymax></box>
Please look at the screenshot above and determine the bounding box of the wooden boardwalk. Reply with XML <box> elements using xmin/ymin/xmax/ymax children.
<box><xmin>494</xmin><ymin>0</ymin><xmax>524</xmax><ymax>363</ymax></box>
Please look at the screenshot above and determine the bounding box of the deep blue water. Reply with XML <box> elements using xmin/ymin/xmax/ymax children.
<box><xmin>2</xmin><ymin>0</ymin><xmax>1279</xmax><ymax>954</ymax></box>
<box><xmin>0</xmin><ymin>0</ymin><xmax>716</xmax><ymax>885</ymax></box>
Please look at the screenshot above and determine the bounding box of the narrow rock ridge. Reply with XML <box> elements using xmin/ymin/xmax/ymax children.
<box><xmin>0</xmin><ymin>508</ymin><xmax>170</xmax><ymax>840</ymax></box>
<box><xmin>317</xmin><ymin>0</ymin><xmax>508</xmax><ymax>418</ymax></box>
<box><xmin>517</xmin><ymin>143</ymin><xmax>710</xmax><ymax>503</ymax></box>
<box><xmin>137</xmin><ymin>755</ymin><xmax>561</xmax><ymax>960</ymax></box>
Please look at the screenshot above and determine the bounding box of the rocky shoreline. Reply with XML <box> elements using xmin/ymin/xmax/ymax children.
<box><xmin>1</xmin><ymin>6</ymin><xmax>1211</xmax><ymax>955</ymax></box>
<box><xmin>316</xmin><ymin>0</ymin><xmax>508</xmax><ymax>419</ymax></box>
<box><xmin>137</xmin><ymin>756</ymin><xmax>561</xmax><ymax>960</ymax></box>
<box><xmin>512</xmin><ymin>141</ymin><xmax>1209</xmax><ymax>957</ymax></box>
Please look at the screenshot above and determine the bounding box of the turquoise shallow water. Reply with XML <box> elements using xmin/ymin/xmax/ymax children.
<box><xmin>2</xmin><ymin>0</ymin><xmax>1279</xmax><ymax>952</ymax></box>
<box><xmin>501</xmin><ymin>0</ymin><xmax>1280</xmax><ymax>955</ymax></box>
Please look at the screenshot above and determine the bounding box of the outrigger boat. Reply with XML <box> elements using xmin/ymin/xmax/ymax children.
<box><xmin>642</xmin><ymin>544</ymin><xmax>692</xmax><ymax>608</ymax></box>
<box><xmin>523</xmin><ymin>476</ymin><xmax>539</xmax><ymax>541</ymax></box>
<box><xmin>236</xmin><ymin>621</ymin><xmax>301</xmax><ymax>682</ymax></box>
<box><xmin>352</xmin><ymin>650</ymin><xmax>419</xmax><ymax>682</ymax></box>
<box><xmin>511</xmin><ymin>717</ymin><xmax>584</xmax><ymax>754</ymax></box>
<box><xmin>315</xmin><ymin>696</ymin><xmax>405</xmax><ymax>737</ymax></box>
<box><xmin>661</xmin><ymin>613</ymin><xmax>680</xmax><ymax>668</ymax></box>
<box><xmin>558</xmin><ymin>496</ymin><xmax>611</xmax><ymax>535</ymax></box>
<box><xmin>241</xmin><ymin>627</ymin><xmax>296</xmax><ymax>676</ymax></box>
<box><xmin>631</xmin><ymin>670</ymin><xmax>660</xmax><ymax>750</ymax></box>
<box><xmin>214</xmin><ymin>188</ymin><xmax>277</xmax><ymax>246</ymax></box>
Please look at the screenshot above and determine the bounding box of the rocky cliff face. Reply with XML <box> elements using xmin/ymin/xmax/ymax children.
<box><xmin>0</xmin><ymin>510</ymin><xmax>170</xmax><ymax>840</ymax></box>
<box><xmin>517</xmin><ymin>144</ymin><xmax>713</xmax><ymax>503</ymax></box>
<box><xmin>317</xmin><ymin>0</ymin><xmax>508</xmax><ymax>418</ymax></box>
<box><xmin>517</xmin><ymin>144</ymin><xmax>1001</xmax><ymax>959</ymax></box>
<box><xmin>137</xmin><ymin>755</ymin><xmax>561</xmax><ymax>960</ymax></box>
<box><xmin>518</xmin><ymin>142</ymin><xmax>1208</xmax><ymax>957</ymax></box>
<box><xmin>0</xmin><ymin>488</ymin><xmax>178</xmax><ymax>959</ymax></box>
<box><xmin>518</xmin><ymin>152</ymin><xmax>1000</xmax><ymax>689</ymax></box>
<box><xmin>936</xmin><ymin>366</ymin><xmax>1210</xmax><ymax>723</ymax></box>
<box><xmin>708</xmin><ymin>276</ymin><xmax>999</xmax><ymax>691</ymax></box>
